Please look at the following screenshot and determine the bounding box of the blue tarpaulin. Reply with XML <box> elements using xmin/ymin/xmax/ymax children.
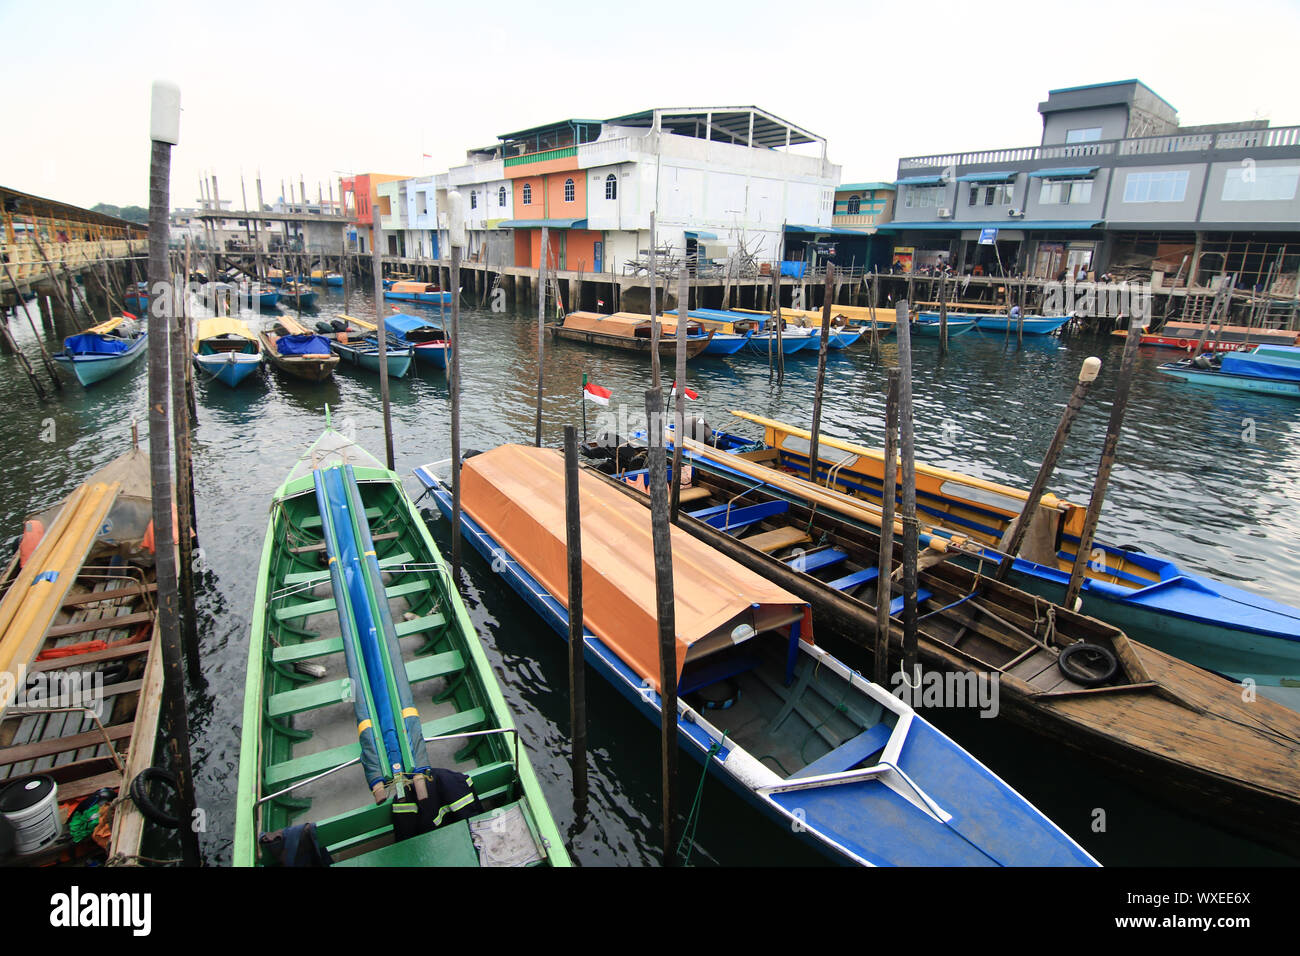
<box><xmin>63</xmin><ymin>333</ymin><xmax>132</xmax><ymax>355</ymax></box>
<box><xmin>780</xmin><ymin>261</ymin><xmax>807</xmax><ymax>278</ymax></box>
<box><xmin>276</xmin><ymin>333</ymin><xmax>331</xmax><ymax>356</ymax></box>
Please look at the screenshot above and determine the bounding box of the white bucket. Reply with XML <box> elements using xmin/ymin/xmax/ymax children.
<box><xmin>1</xmin><ymin>776</ymin><xmax>62</xmax><ymax>855</ymax></box>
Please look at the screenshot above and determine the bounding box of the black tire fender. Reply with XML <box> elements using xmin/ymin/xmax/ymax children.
<box><xmin>1058</xmin><ymin>642</ymin><xmax>1119</xmax><ymax>688</ymax></box>
<box><xmin>129</xmin><ymin>767</ymin><xmax>183</xmax><ymax>829</ymax></box>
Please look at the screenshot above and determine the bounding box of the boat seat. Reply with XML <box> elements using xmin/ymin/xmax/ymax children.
<box><xmin>678</xmin><ymin>650</ymin><xmax>759</xmax><ymax>697</ymax></box>
<box><xmin>334</xmin><ymin>819</ymin><xmax>480</xmax><ymax>867</ymax></box>
<box><xmin>676</xmin><ymin>487</ymin><xmax>712</xmax><ymax>505</ymax></box>
<box><xmin>704</xmin><ymin>499</ymin><xmax>789</xmax><ymax>532</ymax></box>
<box><xmin>282</xmin><ymin>552</ymin><xmax>414</xmax><ymax>585</ymax></box>
<box><xmin>827</xmin><ymin>567</ymin><xmax>880</xmax><ymax>592</ymax></box>
<box><xmin>786</xmin><ymin>548</ymin><xmax>848</xmax><ymax>573</ymax></box>
<box><xmin>274</xmin><ymin>579</ymin><xmax>432</xmax><ymax>622</ymax></box>
<box><xmin>888</xmin><ymin>589</ymin><xmax>933</xmax><ymax>616</ymax></box>
<box><xmin>790</xmin><ymin>723</ymin><xmax>892</xmax><ymax>779</ymax></box>
<box><xmin>298</xmin><ymin>506</ymin><xmax>383</xmax><ymax>531</ymax></box>
<box><xmin>264</xmin><ymin>707</ymin><xmax>487</xmax><ymax>788</ymax></box>
<box><xmin>271</xmin><ymin>612</ymin><xmax>447</xmax><ymax>664</ymax></box>
<box><xmin>266</xmin><ymin>650</ymin><xmax>464</xmax><ymax>718</ymax></box>
<box><xmin>741</xmin><ymin>526</ymin><xmax>812</xmax><ymax>554</ymax></box>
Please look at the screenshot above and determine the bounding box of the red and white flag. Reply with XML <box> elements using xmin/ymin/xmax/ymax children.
<box><xmin>670</xmin><ymin>381</ymin><xmax>699</xmax><ymax>401</ymax></box>
<box><xmin>582</xmin><ymin>375</ymin><xmax>611</xmax><ymax>405</ymax></box>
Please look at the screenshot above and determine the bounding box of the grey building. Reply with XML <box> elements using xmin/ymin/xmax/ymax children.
<box><xmin>879</xmin><ymin>80</ymin><xmax>1300</xmax><ymax>296</ymax></box>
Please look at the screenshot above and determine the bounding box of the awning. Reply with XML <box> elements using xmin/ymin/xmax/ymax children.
<box><xmin>1028</xmin><ymin>167</ymin><xmax>1099</xmax><ymax>179</ymax></box>
<box><xmin>784</xmin><ymin>224</ymin><xmax>876</xmax><ymax>236</ymax></box>
<box><xmin>685</xmin><ymin>230</ymin><xmax>718</xmax><ymax>240</ymax></box>
<box><xmin>896</xmin><ymin>175</ymin><xmax>946</xmax><ymax>186</ymax></box>
<box><xmin>955</xmin><ymin>171</ymin><xmax>1017</xmax><ymax>183</ymax></box>
<box><xmin>496</xmin><ymin>218</ymin><xmax>588</xmax><ymax>229</ymax></box>
<box><xmin>875</xmin><ymin>220</ymin><xmax>1103</xmax><ymax>233</ymax></box>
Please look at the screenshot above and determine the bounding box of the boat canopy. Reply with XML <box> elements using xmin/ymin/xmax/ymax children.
<box><xmin>1222</xmin><ymin>346</ymin><xmax>1300</xmax><ymax>381</ymax></box>
<box><xmin>384</xmin><ymin>313</ymin><xmax>444</xmax><ymax>336</ymax></box>
<box><xmin>389</xmin><ymin>281</ymin><xmax>439</xmax><ymax>294</ymax></box>
<box><xmin>63</xmin><ymin>333</ymin><xmax>133</xmax><ymax>354</ymax></box>
<box><xmin>275</xmin><ymin>333</ymin><xmax>332</xmax><ymax>356</ymax></box>
<box><xmin>561</xmin><ymin>312</ymin><xmax>649</xmax><ymax>335</ymax></box>
<box><xmin>461</xmin><ymin>445</ymin><xmax>810</xmax><ymax>689</ymax></box>
<box><xmin>194</xmin><ymin>316</ymin><xmax>257</xmax><ymax>343</ymax></box>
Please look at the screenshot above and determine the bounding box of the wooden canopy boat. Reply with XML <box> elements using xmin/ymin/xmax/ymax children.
<box><xmin>383</xmin><ymin>281</ymin><xmax>453</xmax><ymax>306</ymax></box>
<box><xmin>720</xmin><ymin>412</ymin><xmax>1300</xmax><ymax>689</ymax></box>
<box><xmin>320</xmin><ymin>315</ymin><xmax>414</xmax><ymax>378</ymax></box>
<box><xmin>235</xmin><ymin>426</ymin><xmax>569</xmax><ymax>867</ymax></box>
<box><xmin>415</xmin><ymin>445</ymin><xmax>1097</xmax><ymax>866</ymax></box>
<box><xmin>1118</xmin><ymin>321</ymin><xmax>1300</xmax><ymax>352</ymax></box>
<box><xmin>309</xmin><ymin>270</ymin><xmax>343</xmax><ymax>287</ymax></box>
<box><xmin>258</xmin><ymin>320</ymin><xmax>339</xmax><ymax>383</ymax></box>
<box><xmin>0</xmin><ymin>445</ymin><xmax>165</xmax><ymax>866</ymax></box>
<box><xmin>1158</xmin><ymin>345</ymin><xmax>1300</xmax><ymax>399</ymax></box>
<box><xmin>53</xmin><ymin>316</ymin><xmax>148</xmax><ymax>387</ymax></box>
<box><xmin>279</xmin><ymin>282</ymin><xmax>319</xmax><ymax>309</ymax></box>
<box><xmin>193</xmin><ymin>316</ymin><xmax>264</xmax><ymax>388</ymax></box>
<box><xmin>373</xmin><ymin>312</ymin><xmax>450</xmax><ymax>369</ymax></box>
<box><xmin>604</xmin><ymin>445</ymin><xmax>1300</xmax><ymax>854</ymax></box>
<box><xmin>549</xmin><ymin>312</ymin><xmax>714</xmax><ymax>359</ymax></box>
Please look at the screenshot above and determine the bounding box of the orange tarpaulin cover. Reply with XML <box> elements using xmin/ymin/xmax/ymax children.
<box><xmin>461</xmin><ymin>445</ymin><xmax>809</xmax><ymax>690</ymax></box>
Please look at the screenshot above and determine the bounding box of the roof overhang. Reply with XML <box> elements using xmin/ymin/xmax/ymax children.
<box><xmin>1028</xmin><ymin>167</ymin><xmax>1100</xmax><ymax>179</ymax></box>
<box><xmin>875</xmin><ymin>220</ymin><xmax>1104</xmax><ymax>233</ymax></box>
<box><xmin>955</xmin><ymin>171</ymin><xmax>1017</xmax><ymax>183</ymax></box>
<box><xmin>497</xmin><ymin>218</ymin><xmax>588</xmax><ymax>229</ymax></box>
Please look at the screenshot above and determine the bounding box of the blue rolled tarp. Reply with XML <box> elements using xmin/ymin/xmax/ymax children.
<box><xmin>276</xmin><ymin>333</ymin><xmax>332</xmax><ymax>356</ymax></box>
<box><xmin>63</xmin><ymin>333</ymin><xmax>132</xmax><ymax>355</ymax></box>
<box><xmin>780</xmin><ymin>261</ymin><xmax>807</xmax><ymax>278</ymax></box>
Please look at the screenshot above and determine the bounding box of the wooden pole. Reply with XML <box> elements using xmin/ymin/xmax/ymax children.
<box><xmin>169</xmin><ymin>254</ymin><xmax>201</xmax><ymax>686</ymax></box>
<box><xmin>670</xmin><ymin>263</ymin><xmax>688</xmax><ymax>521</ymax></box>
<box><xmin>808</xmin><ymin>258</ymin><xmax>834</xmax><ymax>485</ymax></box>
<box><xmin>147</xmin><ymin>101</ymin><xmax>202</xmax><ymax>866</ymax></box>
<box><xmin>0</xmin><ymin>286</ymin><xmax>46</xmax><ymax>399</ymax></box>
<box><xmin>1193</xmin><ymin>276</ymin><xmax>1233</xmax><ymax>354</ymax></box>
<box><xmin>1064</xmin><ymin>326</ymin><xmax>1142</xmax><ymax>610</ymax></box>
<box><xmin>768</xmin><ymin>264</ymin><xmax>777</xmax><ymax>379</ymax></box>
<box><xmin>649</xmin><ymin>212</ymin><xmax>660</xmax><ymax>389</ymax></box>
<box><xmin>450</xmin><ymin>243</ymin><xmax>464</xmax><ymax>583</ymax></box>
<box><xmin>938</xmin><ymin>274</ymin><xmax>948</xmax><ymax>355</ymax></box>
<box><xmin>895</xmin><ymin>300</ymin><xmax>919</xmax><ymax>680</ymax></box>
<box><xmin>874</xmin><ymin>369</ymin><xmax>899</xmax><ymax>685</ymax></box>
<box><xmin>775</xmin><ymin>266</ymin><xmax>785</xmax><ymax>384</ymax></box>
<box><xmin>644</xmin><ymin>387</ymin><xmax>677</xmax><ymax>866</ymax></box>
<box><xmin>370</xmin><ymin>208</ymin><xmax>395</xmax><ymax>470</ymax></box>
<box><xmin>995</xmin><ymin>356</ymin><xmax>1102</xmax><ymax>581</ymax></box>
<box><xmin>563</xmin><ymin>425</ymin><xmax>588</xmax><ymax>812</ymax></box>
<box><xmin>535</xmin><ymin>225</ymin><xmax>548</xmax><ymax>447</ymax></box>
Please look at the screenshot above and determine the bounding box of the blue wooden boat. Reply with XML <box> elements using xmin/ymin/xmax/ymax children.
<box><xmin>747</xmin><ymin>327</ymin><xmax>818</xmax><ymax>354</ymax></box>
<box><xmin>378</xmin><ymin>312</ymin><xmax>450</xmax><ymax>369</ymax></box>
<box><xmin>1158</xmin><ymin>346</ymin><xmax>1300</xmax><ymax>399</ymax></box>
<box><xmin>971</xmin><ymin>313</ymin><xmax>1070</xmax><ymax>335</ymax></box>
<box><xmin>257</xmin><ymin>289</ymin><xmax>281</xmax><ymax>309</ymax></box>
<box><xmin>416</xmin><ymin>445</ymin><xmax>1098</xmax><ymax>867</ymax></box>
<box><xmin>913</xmin><ymin>314</ymin><xmax>976</xmax><ymax>337</ymax></box>
<box><xmin>324</xmin><ymin>316</ymin><xmax>414</xmax><ymax>378</ymax></box>
<box><xmin>123</xmin><ymin>282</ymin><xmax>150</xmax><ymax>317</ymax></box>
<box><xmin>310</xmin><ymin>270</ymin><xmax>344</xmax><ymax>287</ymax></box>
<box><xmin>193</xmin><ymin>316</ymin><xmax>264</xmax><ymax>387</ymax></box>
<box><xmin>699</xmin><ymin>412</ymin><xmax>1300</xmax><ymax>689</ymax></box>
<box><xmin>53</xmin><ymin>316</ymin><xmax>148</xmax><ymax>386</ymax></box>
<box><xmin>279</xmin><ymin>282</ymin><xmax>318</xmax><ymax>309</ymax></box>
<box><xmin>383</xmin><ymin>281</ymin><xmax>454</xmax><ymax>306</ymax></box>
<box><xmin>827</xmin><ymin>328</ymin><xmax>863</xmax><ymax>349</ymax></box>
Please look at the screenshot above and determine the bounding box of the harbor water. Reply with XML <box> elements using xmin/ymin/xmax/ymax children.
<box><xmin>2</xmin><ymin>284</ymin><xmax>1298</xmax><ymax>866</ymax></box>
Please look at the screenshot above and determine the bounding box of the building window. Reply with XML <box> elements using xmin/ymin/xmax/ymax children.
<box><xmin>470</xmin><ymin>191</ymin><xmax>477</xmax><ymax>210</ymax></box>
<box><xmin>903</xmin><ymin>185</ymin><xmax>947</xmax><ymax>209</ymax></box>
<box><xmin>498</xmin><ymin>186</ymin><xmax>507</xmax><ymax>207</ymax></box>
<box><xmin>1221</xmin><ymin>165</ymin><xmax>1300</xmax><ymax>202</ymax></box>
<box><xmin>846</xmin><ymin>195</ymin><xmax>860</xmax><ymax>214</ymax></box>
<box><xmin>522</xmin><ymin>183</ymin><xmax>532</xmax><ymax>205</ymax></box>
<box><xmin>1122</xmin><ymin>170</ymin><xmax>1189</xmax><ymax>203</ymax></box>
<box><xmin>968</xmin><ymin>183</ymin><xmax>1013</xmax><ymax>206</ymax></box>
<box><xmin>1065</xmin><ymin>127</ymin><xmax>1103</xmax><ymax>144</ymax></box>
<box><xmin>564</xmin><ymin>178</ymin><xmax>575</xmax><ymax>203</ymax></box>
<box><xmin>605</xmin><ymin>174</ymin><xmax>617</xmax><ymax>200</ymax></box>
<box><xmin>1039</xmin><ymin>178</ymin><xmax>1093</xmax><ymax>205</ymax></box>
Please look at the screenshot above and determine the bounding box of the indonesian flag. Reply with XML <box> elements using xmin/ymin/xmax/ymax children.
<box><xmin>597</xmin><ymin>299</ymin><xmax>605</xmax><ymax>307</ymax></box>
<box><xmin>670</xmin><ymin>381</ymin><xmax>699</xmax><ymax>401</ymax></box>
<box><xmin>582</xmin><ymin>374</ymin><xmax>611</xmax><ymax>405</ymax></box>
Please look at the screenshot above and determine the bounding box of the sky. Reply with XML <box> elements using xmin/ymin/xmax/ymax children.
<box><xmin>3</xmin><ymin>0</ymin><xmax>1298</xmax><ymax>210</ymax></box>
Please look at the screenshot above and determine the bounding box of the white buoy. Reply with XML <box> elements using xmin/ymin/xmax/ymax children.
<box><xmin>1</xmin><ymin>776</ymin><xmax>63</xmax><ymax>855</ymax></box>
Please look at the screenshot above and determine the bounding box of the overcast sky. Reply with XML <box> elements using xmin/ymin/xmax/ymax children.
<box><xmin>4</xmin><ymin>0</ymin><xmax>1297</xmax><ymax>210</ymax></box>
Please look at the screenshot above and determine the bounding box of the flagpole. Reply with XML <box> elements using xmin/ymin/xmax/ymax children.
<box><xmin>582</xmin><ymin>374</ymin><xmax>589</xmax><ymax>445</ymax></box>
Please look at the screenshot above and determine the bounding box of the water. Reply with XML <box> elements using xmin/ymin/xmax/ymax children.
<box><xmin>3</xmin><ymin>285</ymin><xmax>1298</xmax><ymax>866</ymax></box>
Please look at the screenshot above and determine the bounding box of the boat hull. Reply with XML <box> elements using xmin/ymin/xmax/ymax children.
<box><xmin>54</xmin><ymin>333</ymin><xmax>148</xmax><ymax>386</ymax></box>
<box><xmin>194</xmin><ymin>352</ymin><xmax>263</xmax><ymax>387</ymax></box>
<box><xmin>549</xmin><ymin>324</ymin><xmax>713</xmax><ymax>359</ymax></box>
<box><xmin>384</xmin><ymin>290</ymin><xmax>454</xmax><ymax>306</ymax></box>
<box><xmin>329</xmin><ymin>341</ymin><xmax>414</xmax><ymax>377</ymax></box>
<box><xmin>700</xmin><ymin>332</ymin><xmax>752</xmax><ymax>355</ymax></box>
<box><xmin>1158</xmin><ymin>364</ymin><xmax>1300</xmax><ymax>398</ymax></box>
<box><xmin>971</xmin><ymin>314</ymin><xmax>1070</xmax><ymax>335</ymax></box>
<box><xmin>913</xmin><ymin>318</ymin><xmax>976</xmax><ymax>337</ymax></box>
<box><xmin>747</xmin><ymin>331</ymin><xmax>817</xmax><ymax>354</ymax></box>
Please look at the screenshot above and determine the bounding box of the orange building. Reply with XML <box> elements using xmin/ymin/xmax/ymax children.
<box><xmin>340</xmin><ymin>172</ymin><xmax>410</xmax><ymax>253</ymax></box>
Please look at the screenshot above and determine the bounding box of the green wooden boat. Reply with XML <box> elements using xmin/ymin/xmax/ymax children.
<box><xmin>234</xmin><ymin>423</ymin><xmax>569</xmax><ymax>867</ymax></box>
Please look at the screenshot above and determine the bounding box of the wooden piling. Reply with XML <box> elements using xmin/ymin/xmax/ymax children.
<box><xmin>995</xmin><ymin>356</ymin><xmax>1102</xmax><ymax>581</ymax></box>
<box><xmin>1064</xmin><ymin>326</ymin><xmax>1142</xmax><ymax>609</ymax></box>
<box><xmin>147</xmin><ymin>99</ymin><xmax>202</xmax><ymax>866</ymax></box>
<box><xmin>874</xmin><ymin>368</ymin><xmax>900</xmax><ymax>685</ymax></box>
<box><xmin>670</xmin><ymin>264</ymin><xmax>689</xmax><ymax>521</ymax></box>
<box><xmin>535</xmin><ymin>225</ymin><xmax>548</xmax><ymax>447</ymax></box>
<box><xmin>938</xmin><ymin>274</ymin><xmax>949</xmax><ymax>355</ymax></box>
<box><xmin>643</xmin><ymin>387</ymin><xmax>677</xmax><ymax>865</ymax></box>
<box><xmin>808</xmin><ymin>259</ymin><xmax>834</xmax><ymax>485</ymax></box>
<box><xmin>449</xmin><ymin>240</ymin><xmax>464</xmax><ymax>583</ymax></box>
<box><xmin>563</xmin><ymin>425</ymin><xmax>588</xmax><ymax>812</ymax></box>
<box><xmin>370</xmin><ymin>209</ymin><xmax>395</xmax><ymax>471</ymax></box>
<box><xmin>168</xmin><ymin>255</ymin><xmax>201</xmax><ymax>686</ymax></box>
<box><xmin>895</xmin><ymin>300</ymin><xmax>919</xmax><ymax>680</ymax></box>
<box><xmin>649</xmin><ymin>212</ymin><xmax>660</xmax><ymax>388</ymax></box>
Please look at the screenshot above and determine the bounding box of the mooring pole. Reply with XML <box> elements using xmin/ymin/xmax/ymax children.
<box><xmin>808</xmin><ymin>258</ymin><xmax>834</xmax><ymax>486</ymax></box>
<box><xmin>768</xmin><ymin>264</ymin><xmax>778</xmax><ymax>379</ymax></box>
<box><xmin>644</xmin><ymin>387</ymin><xmax>678</xmax><ymax>866</ymax></box>
<box><xmin>0</xmin><ymin>263</ymin><xmax>50</xmax><ymax>399</ymax></box>
<box><xmin>147</xmin><ymin>81</ymin><xmax>201</xmax><ymax>866</ymax></box>
<box><xmin>370</xmin><ymin>208</ymin><xmax>395</xmax><ymax>470</ymax></box>
<box><xmin>995</xmin><ymin>356</ymin><xmax>1102</xmax><ymax>582</ymax></box>
<box><xmin>169</xmin><ymin>248</ymin><xmax>201</xmax><ymax>686</ymax></box>
<box><xmin>670</xmin><ymin>263</ymin><xmax>688</xmax><ymax>522</ymax></box>
<box><xmin>895</xmin><ymin>300</ymin><xmax>919</xmax><ymax>681</ymax></box>
<box><xmin>563</xmin><ymin>425</ymin><xmax>588</xmax><ymax>813</ymax></box>
<box><xmin>447</xmin><ymin>191</ymin><xmax>466</xmax><ymax>583</ymax></box>
<box><xmin>649</xmin><ymin>212</ymin><xmax>660</xmax><ymax>389</ymax></box>
<box><xmin>535</xmin><ymin>224</ymin><xmax>548</xmax><ymax>447</ymax></box>
<box><xmin>874</xmin><ymin>368</ymin><xmax>900</xmax><ymax>685</ymax></box>
<box><xmin>938</xmin><ymin>274</ymin><xmax>949</xmax><ymax>356</ymax></box>
<box><xmin>1064</xmin><ymin>325</ymin><xmax>1142</xmax><ymax>610</ymax></box>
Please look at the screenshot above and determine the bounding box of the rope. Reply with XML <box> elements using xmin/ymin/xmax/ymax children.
<box><xmin>676</xmin><ymin>732</ymin><xmax>727</xmax><ymax>866</ymax></box>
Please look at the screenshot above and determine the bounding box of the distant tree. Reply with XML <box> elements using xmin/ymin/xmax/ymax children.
<box><xmin>91</xmin><ymin>203</ymin><xmax>149</xmax><ymax>224</ymax></box>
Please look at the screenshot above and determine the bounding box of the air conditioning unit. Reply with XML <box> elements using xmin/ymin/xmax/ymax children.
<box><xmin>1008</xmin><ymin>207</ymin><xmax>1025</xmax><ymax>218</ymax></box>
<box><xmin>937</xmin><ymin>207</ymin><xmax>952</xmax><ymax>218</ymax></box>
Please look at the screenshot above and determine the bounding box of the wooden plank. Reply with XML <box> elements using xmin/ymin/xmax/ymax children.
<box><xmin>62</xmin><ymin>582</ymin><xmax>156</xmax><ymax>607</ymax></box>
<box><xmin>27</xmin><ymin>641</ymin><xmax>150</xmax><ymax>673</ymax></box>
<box><xmin>0</xmin><ymin>722</ymin><xmax>133</xmax><ymax>765</ymax></box>
<box><xmin>110</xmin><ymin>629</ymin><xmax>163</xmax><ymax>859</ymax></box>
<box><xmin>45</xmin><ymin>610</ymin><xmax>152</xmax><ymax>639</ymax></box>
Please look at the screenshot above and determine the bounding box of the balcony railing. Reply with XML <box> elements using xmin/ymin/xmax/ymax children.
<box><xmin>503</xmin><ymin>145</ymin><xmax>577</xmax><ymax>168</ymax></box>
<box><xmin>899</xmin><ymin>125</ymin><xmax>1300</xmax><ymax>171</ymax></box>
